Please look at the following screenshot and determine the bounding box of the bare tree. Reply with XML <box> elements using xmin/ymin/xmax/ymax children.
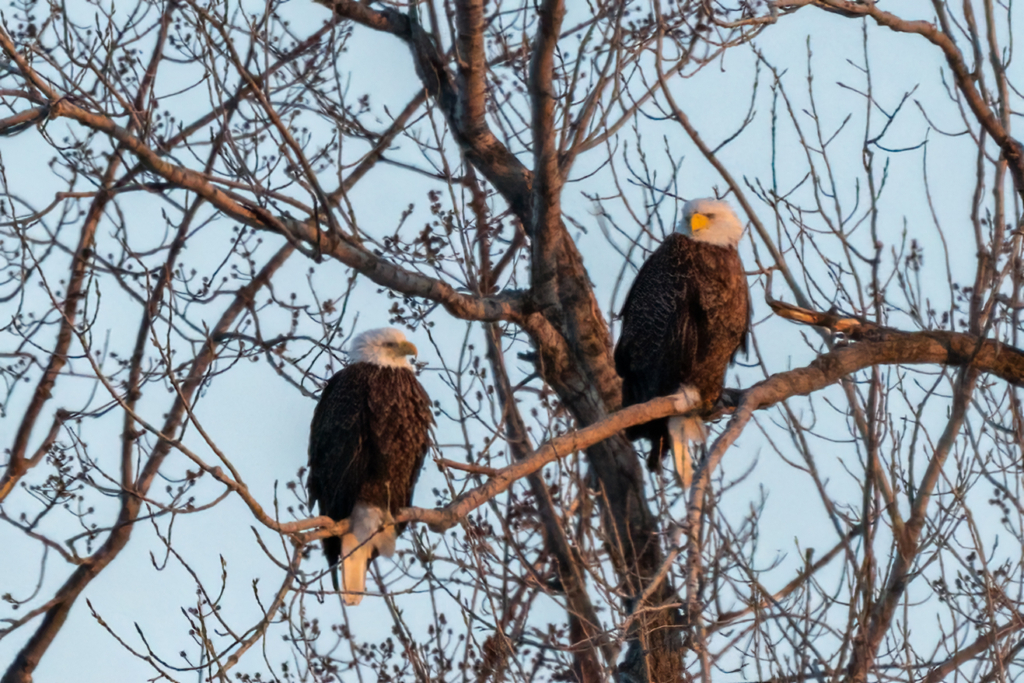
<box><xmin>2</xmin><ymin>0</ymin><xmax>1024</xmax><ymax>682</ymax></box>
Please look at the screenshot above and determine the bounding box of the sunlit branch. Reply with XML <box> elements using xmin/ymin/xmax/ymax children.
<box><xmin>301</xmin><ymin>320</ymin><xmax>1024</xmax><ymax>549</ymax></box>
<box><xmin>0</xmin><ymin>27</ymin><xmax>517</xmax><ymax>325</ymax></box>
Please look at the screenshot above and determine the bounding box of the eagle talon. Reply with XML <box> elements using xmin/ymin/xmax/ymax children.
<box><xmin>670</xmin><ymin>385</ymin><xmax>701</xmax><ymax>414</ymax></box>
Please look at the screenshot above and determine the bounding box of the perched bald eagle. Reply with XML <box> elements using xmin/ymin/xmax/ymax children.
<box><xmin>307</xmin><ymin>327</ymin><xmax>433</xmax><ymax>605</ymax></box>
<box><xmin>614</xmin><ymin>198</ymin><xmax>750</xmax><ymax>488</ymax></box>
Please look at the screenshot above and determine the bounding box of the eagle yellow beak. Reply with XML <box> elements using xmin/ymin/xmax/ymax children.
<box><xmin>690</xmin><ymin>213</ymin><xmax>710</xmax><ymax>232</ymax></box>
<box><xmin>396</xmin><ymin>340</ymin><xmax>418</xmax><ymax>357</ymax></box>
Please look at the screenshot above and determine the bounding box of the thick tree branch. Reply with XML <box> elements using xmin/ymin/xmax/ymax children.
<box><xmin>302</xmin><ymin>324</ymin><xmax>1024</xmax><ymax>543</ymax></box>
<box><xmin>0</xmin><ymin>105</ymin><xmax>48</xmax><ymax>136</ymax></box>
<box><xmin>529</xmin><ymin>0</ymin><xmax>567</xmax><ymax>310</ymax></box>
<box><xmin>923</xmin><ymin>617</ymin><xmax>1024</xmax><ymax>683</ymax></box>
<box><xmin>299</xmin><ymin>392</ymin><xmax>701</xmax><ymax>543</ymax></box>
<box><xmin>453</xmin><ymin>0</ymin><xmax>488</xmax><ymax>146</ymax></box>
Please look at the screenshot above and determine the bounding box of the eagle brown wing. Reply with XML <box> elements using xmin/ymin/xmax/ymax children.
<box><xmin>615</xmin><ymin>234</ymin><xmax>703</xmax><ymax>412</ymax></box>
<box><xmin>307</xmin><ymin>364</ymin><xmax>376</xmax><ymax>573</ymax></box>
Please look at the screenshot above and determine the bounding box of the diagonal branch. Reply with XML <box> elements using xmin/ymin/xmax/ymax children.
<box><xmin>301</xmin><ymin>325</ymin><xmax>1024</xmax><ymax>545</ymax></box>
<box><xmin>316</xmin><ymin>0</ymin><xmax>535</xmax><ymax>221</ymax></box>
<box><xmin>0</xmin><ymin>27</ymin><xmax>517</xmax><ymax>325</ymax></box>
<box><xmin>923</xmin><ymin>616</ymin><xmax>1024</xmax><ymax>683</ymax></box>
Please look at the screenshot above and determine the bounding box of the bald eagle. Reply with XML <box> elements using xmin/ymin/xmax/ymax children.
<box><xmin>614</xmin><ymin>198</ymin><xmax>750</xmax><ymax>488</ymax></box>
<box><xmin>307</xmin><ymin>327</ymin><xmax>433</xmax><ymax>605</ymax></box>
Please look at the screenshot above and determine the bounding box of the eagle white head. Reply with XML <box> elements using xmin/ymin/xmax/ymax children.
<box><xmin>349</xmin><ymin>327</ymin><xmax>418</xmax><ymax>369</ymax></box>
<box><xmin>676</xmin><ymin>198</ymin><xmax>744</xmax><ymax>248</ymax></box>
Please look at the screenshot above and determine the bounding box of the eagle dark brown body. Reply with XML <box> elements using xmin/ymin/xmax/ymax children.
<box><xmin>307</xmin><ymin>359</ymin><xmax>433</xmax><ymax>603</ymax></box>
<box><xmin>615</xmin><ymin>232</ymin><xmax>749</xmax><ymax>470</ymax></box>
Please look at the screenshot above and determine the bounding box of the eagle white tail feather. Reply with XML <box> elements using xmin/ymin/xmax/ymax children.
<box><xmin>338</xmin><ymin>504</ymin><xmax>397</xmax><ymax>605</ymax></box>
<box><xmin>668</xmin><ymin>398</ymin><xmax>706</xmax><ymax>490</ymax></box>
<box><xmin>339</xmin><ymin>536</ymin><xmax>374</xmax><ymax>605</ymax></box>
